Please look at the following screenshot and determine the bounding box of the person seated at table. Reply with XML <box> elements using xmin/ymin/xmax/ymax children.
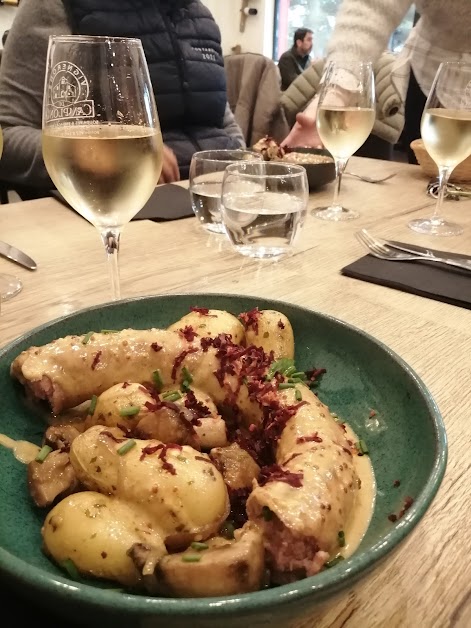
<box><xmin>278</xmin><ymin>28</ymin><xmax>314</xmax><ymax>92</ymax></box>
<box><xmin>280</xmin><ymin>0</ymin><xmax>471</xmax><ymax>164</ymax></box>
<box><xmin>0</xmin><ymin>0</ymin><xmax>245</xmax><ymax>199</ymax></box>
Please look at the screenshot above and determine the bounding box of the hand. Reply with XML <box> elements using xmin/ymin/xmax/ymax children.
<box><xmin>159</xmin><ymin>145</ymin><xmax>180</xmax><ymax>184</ymax></box>
<box><xmin>281</xmin><ymin>96</ymin><xmax>323</xmax><ymax>149</ymax></box>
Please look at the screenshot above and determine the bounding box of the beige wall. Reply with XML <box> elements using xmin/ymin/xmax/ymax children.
<box><xmin>0</xmin><ymin>6</ymin><xmax>17</xmax><ymax>47</ymax></box>
<box><xmin>202</xmin><ymin>0</ymin><xmax>275</xmax><ymax>57</ymax></box>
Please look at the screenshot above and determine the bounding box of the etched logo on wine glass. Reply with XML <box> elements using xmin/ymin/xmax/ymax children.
<box><xmin>45</xmin><ymin>62</ymin><xmax>95</xmax><ymax>122</ymax></box>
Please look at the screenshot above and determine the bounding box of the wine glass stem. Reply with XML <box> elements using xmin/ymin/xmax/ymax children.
<box><xmin>332</xmin><ymin>158</ymin><xmax>347</xmax><ymax>210</ymax></box>
<box><xmin>100</xmin><ymin>229</ymin><xmax>121</xmax><ymax>301</ymax></box>
<box><xmin>433</xmin><ymin>166</ymin><xmax>452</xmax><ymax>223</ymax></box>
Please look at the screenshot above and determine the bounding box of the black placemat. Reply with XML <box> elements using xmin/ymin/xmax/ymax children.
<box><xmin>50</xmin><ymin>183</ymin><xmax>194</xmax><ymax>222</ymax></box>
<box><xmin>341</xmin><ymin>244</ymin><xmax>471</xmax><ymax>310</ymax></box>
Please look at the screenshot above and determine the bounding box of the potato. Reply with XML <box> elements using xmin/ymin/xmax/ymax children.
<box><xmin>86</xmin><ymin>382</ymin><xmax>155</xmax><ymax>432</ymax></box>
<box><xmin>42</xmin><ymin>492</ymin><xmax>166</xmax><ymax>587</ymax></box>
<box><xmin>167</xmin><ymin>309</ymin><xmax>245</xmax><ymax>344</ymax></box>
<box><xmin>244</xmin><ymin>310</ymin><xmax>294</xmax><ymax>360</ymax></box>
<box><xmin>69</xmin><ymin>426</ymin><xmax>229</xmax><ymax>540</ymax></box>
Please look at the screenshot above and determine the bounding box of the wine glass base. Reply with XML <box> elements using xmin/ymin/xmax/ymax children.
<box><xmin>408</xmin><ymin>217</ymin><xmax>463</xmax><ymax>237</ymax></box>
<box><xmin>312</xmin><ymin>205</ymin><xmax>359</xmax><ymax>222</ymax></box>
<box><xmin>202</xmin><ymin>222</ymin><xmax>226</xmax><ymax>235</ymax></box>
<box><xmin>0</xmin><ymin>274</ymin><xmax>23</xmax><ymax>301</ymax></box>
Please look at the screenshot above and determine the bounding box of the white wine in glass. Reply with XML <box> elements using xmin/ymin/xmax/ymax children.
<box><xmin>0</xmin><ymin>125</ymin><xmax>23</xmax><ymax>304</ymax></box>
<box><xmin>313</xmin><ymin>61</ymin><xmax>375</xmax><ymax>221</ymax></box>
<box><xmin>42</xmin><ymin>36</ymin><xmax>163</xmax><ymax>300</ymax></box>
<box><xmin>409</xmin><ymin>62</ymin><xmax>471</xmax><ymax>236</ymax></box>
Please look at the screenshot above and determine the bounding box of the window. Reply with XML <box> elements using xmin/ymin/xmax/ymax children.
<box><xmin>273</xmin><ymin>1</ymin><xmax>416</xmax><ymax>61</ymax></box>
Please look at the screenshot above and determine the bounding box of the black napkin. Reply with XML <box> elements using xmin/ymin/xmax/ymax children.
<box><xmin>341</xmin><ymin>242</ymin><xmax>471</xmax><ymax>310</ymax></box>
<box><xmin>50</xmin><ymin>183</ymin><xmax>194</xmax><ymax>222</ymax></box>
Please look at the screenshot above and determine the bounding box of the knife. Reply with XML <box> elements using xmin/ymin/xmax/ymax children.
<box><xmin>0</xmin><ymin>240</ymin><xmax>37</xmax><ymax>270</ymax></box>
<box><xmin>387</xmin><ymin>239</ymin><xmax>471</xmax><ymax>267</ymax></box>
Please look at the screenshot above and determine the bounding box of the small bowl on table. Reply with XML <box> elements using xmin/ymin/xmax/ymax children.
<box><xmin>280</xmin><ymin>147</ymin><xmax>336</xmax><ymax>191</ymax></box>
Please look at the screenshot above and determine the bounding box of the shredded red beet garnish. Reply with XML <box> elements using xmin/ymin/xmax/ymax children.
<box><xmin>195</xmin><ymin>455</ymin><xmax>213</xmax><ymax>464</ymax></box>
<box><xmin>306</xmin><ymin>367</ymin><xmax>327</xmax><ymax>382</ymax></box>
<box><xmin>369</xmin><ymin>409</ymin><xmax>377</xmax><ymax>418</ymax></box>
<box><xmin>388</xmin><ymin>514</ymin><xmax>398</xmax><ymax>522</ymax></box>
<box><xmin>228</xmin><ymin>487</ymin><xmax>251</xmax><ymax>527</ymax></box>
<box><xmin>122</xmin><ymin>381</ymin><xmax>131</xmax><ymax>389</ymax></box>
<box><xmin>238</xmin><ymin>307</ymin><xmax>262</xmax><ymax>333</ymax></box>
<box><xmin>277</xmin><ymin>320</ymin><xmax>285</xmax><ymax>329</ymax></box>
<box><xmin>91</xmin><ymin>351</ymin><xmax>102</xmax><ymax>370</ymax></box>
<box><xmin>184</xmin><ymin>390</ymin><xmax>211</xmax><ymax>424</ymax></box>
<box><xmin>116</xmin><ymin>423</ymin><xmax>132</xmax><ymax>435</ymax></box>
<box><xmin>179</xmin><ymin>326</ymin><xmax>198</xmax><ymax>342</ymax></box>
<box><xmin>190</xmin><ymin>306</ymin><xmax>210</xmax><ymax>316</ymax></box>
<box><xmin>393</xmin><ymin>479</ymin><xmax>401</xmax><ymax>488</ymax></box>
<box><xmin>100</xmin><ymin>430</ymin><xmax>126</xmax><ymax>443</ymax></box>
<box><xmin>296</xmin><ymin>432</ymin><xmax>323</xmax><ymax>444</ymax></box>
<box><xmin>172</xmin><ymin>348</ymin><xmax>198</xmax><ymax>381</ymax></box>
<box><xmin>139</xmin><ymin>443</ymin><xmax>182</xmax><ymax>475</ymax></box>
<box><xmin>258</xmin><ymin>464</ymin><xmax>304</xmax><ymax>488</ymax></box>
<box><xmin>398</xmin><ymin>496</ymin><xmax>414</xmax><ymax>518</ymax></box>
<box><xmin>150</xmin><ymin>343</ymin><xmax>162</xmax><ymax>352</ymax></box>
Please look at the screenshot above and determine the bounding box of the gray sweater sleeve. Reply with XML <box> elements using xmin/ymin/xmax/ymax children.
<box><xmin>222</xmin><ymin>103</ymin><xmax>246</xmax><ymax>148</ymax></box>
<box><xmin>326</xmin><ymin>0</ymin><xmax>412</xmax><ymax>66</ymax></box>
<box><xmin>0</xmin><ymin>0</ymin><xmax>71</xmax><ymax>189</ymax></box>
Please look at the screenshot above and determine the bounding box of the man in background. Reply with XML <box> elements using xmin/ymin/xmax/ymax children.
<box><xmin>278</xmin><ymin>27</ymin><xmax>313</xmax><ymax>91</ymax></box>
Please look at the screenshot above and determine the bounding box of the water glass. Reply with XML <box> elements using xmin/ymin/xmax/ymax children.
<box><xmin>189</xmin><ymin>149</ymin><xmax>262</xmax><ymax>233</ymax></box>
<box><xmin>221</xmin><ymin>161</ymin><xmax>308</xmax><ymax>259</ymax></box>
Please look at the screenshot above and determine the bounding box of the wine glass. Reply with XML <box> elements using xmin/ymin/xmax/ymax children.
<box><xmin>312</xmin><ymin>60</ymin><xmax>375</xmax><ymax>221</ymax></box>
<box><xmin>409</xmin><ymin>62</ymin><xmax>471</xmax><ymax>236</ymax></box>
<box><xmin>42</xmin><ymin>36</ymin><xmax>163</xmax><ymax>301</ymax></box>
<box><xmin>0</xmin><ymin>125</ymin><xmax>23</xmax><ymax>303</ymax></box>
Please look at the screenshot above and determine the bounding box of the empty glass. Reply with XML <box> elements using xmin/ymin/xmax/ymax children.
<box><xmin>189</xmin><ymin>149</ymin><xmax>262</xmax><ymax>233</ymax></box>
<box><xmin>221</xmin><ymin>161</ymin><xmax>308</xmax><ymax>259</ymax></box>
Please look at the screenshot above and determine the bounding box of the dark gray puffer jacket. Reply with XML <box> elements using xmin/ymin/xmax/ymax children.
<box><xmin>63</xmin><ymin>0</ymin><xmax>242</xmax><ymax>178</ymax></box>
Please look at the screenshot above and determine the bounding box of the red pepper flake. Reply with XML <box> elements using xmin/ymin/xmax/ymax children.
<box><xmin>172</xmin><ymin>348</ymin><xmax>198</xmax><ymax>381</ymax></box>
<box><xmin>258</xmin><ymin>464</ymin><xmax>303</xmax><ymax>488</ymax></box>
<box><xmin>339</xmin><ymin>422</ymin><xmax>347</xmax><ymax>433</ymax></box>
<box><xmin>296</xmin><ymin>432</ymin><xmax>323</xmax><ymax>444</ymax></box>
<box><xmin>388</xmin><ymin>514</ymin><xmax>398</xmax><ymax>523</ymax></box>
<box><xmin>151</xmin><ymin>343</ymin><xmax>163</xmax><ymax>352</ymax></box>
<box><xmin>101</xmin><ymin>551</ymin><xmax>108</xmax><ymax>559</ymax></box>
<box><xmin>100</xmin><ymin>430</ymin><xmax>126</xmax><ymax>443</ymax></box>
<box><xmin>306</xmin><ymin>367</ymin><xmax>327</xmax><ymax>382</ymax></box>
<box><xmin>238</xmin><ymin>307</ymin><xmax>262</xmax><ymax>333</ymax></box>
<box><xmin>122</xmin><ymin>381</ymin><xmax>131</xmax><ymax>389</ymax></box>
<box><xmin>369</xmin><ymin>409</ymin><xmax>377</xmax><ymax>418</ymax></box>
<box><xmin>140</xmin><ymin>443</ymin><xmax>182</xmax><ymax>475</ymax></box>
<box><xmin>277</xmin><ymin>320</ymin><xmax>285</xmax><ymax>329</ymax></box>
<box><xmin>393</xmin><ymin>480</ymin><xmax>401</xmax><ymax>488</ymax></box>
<box><xmin>179</xmin><ymin>326</ymin><xmax>198</xmax><ymax>342</ymax></box>
<box><xmin>388</xmin><ymin>496</ymin><xmax>414</xmax><ymax>523</ymax></box>
<box><xmin>91</xmin><ymin>351</ymin><xmax>102</xmax><ymax>370</ymax></box>
<box><xmin>342</xmin><ymin>446</ymin><xmax>353</xmax><ymax>457</ymax></box>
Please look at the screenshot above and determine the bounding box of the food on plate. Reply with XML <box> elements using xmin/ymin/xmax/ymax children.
<box><xmin>253</xmin><ymin>135</ymin><xmax>333</xmax><ymax>165</ymax></box>
<box><xmin>6</xmin><ymin>306</ymin><xmax>376</xmax><ymax>597</ymax></box>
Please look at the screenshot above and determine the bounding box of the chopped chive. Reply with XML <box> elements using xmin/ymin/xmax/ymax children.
<box><xmin>61</xmin><ymin>558</ymin><xmax>80</xmax><ymax>580</ymax></box>
<box><xmin>117</xmin><ymin>439</ymin><xmax>136</xmax><ymax>456</ymax></box>
<box><xmin>220</xmin><ymin>521</ymin><xmax>235</xmax><ymax>540</ymax></box>
<box><xmin>288</xmin><ymin>377</ymin><xmax>304</xmax><ymax>384</ymax></box>
<box><xmin>295</xmin><ymin>389</ymin><xmax>302</xmax><ymax>402</ymax></box>
<box><xmin>119</xmin><ymin>405</ymin><xmax>140</xmax><ymax>417</ymax></box>
<box><xmin>177</xmin><ymin>455</ymin><xmax>187</xmax><ymax>462</ymax></box>
<box><xmin>82</xmin><ymin>331</ymin><xmax>94</xmax><ymax>345</ymax></box>
<box><xmin>242</xmin><ymin>376</ymin><xmax>248</xmax><ymax>385</ymax></box>
<box><xmin>325</xmin><ymin>555</ymin><xmax>345</xmax><ymax>568</ymax></box>
<box><xmin>100</xmin><ymin>329</ymin><xmax>119</xmax><ymax>334</ymax></box>
<box><xmin>35</xmin><ymin>445</ymin><xmax>52</xmax><ymax>463</ymax></box>
<box><xmin>283</xmin><ymin>366</ymin><xmax>297</xmax><ymax>377</ymax></box>
<box><xmin>266</xmin><ymin>358</ymin><xmax>295</xmax><ymax>380</ymax></box>
<box><xmin>291</xmin><ymin>371</ymin><xmax>307</xmax><ymax>380</ymax></box>
<box><xmin>152</xmin><ymin>369</ymin><xmax>163</xmax><ymax>392</ymax></box>
<box><xmin>278</xmin><ymin>383</ymin><xmax>296</xmax><ymax>390</ymax></box>
<box><xmin>181</xmin><ymin>367</ymin><xmax>193</xmax><ymax>384</ymax></box>
<box><xmin>190</xmin><ymin>541</ymin><xmax>209</xmax><ymax>551</ymax></box>
<box><xmin>182</xmin><ymin>554</ymin><xmax>201</xmax><ymax>563</ymax></box>
<box><xmin>88</xmin><ymin>394</ymin><xmax>98</xmax><ymax>416</ymax></box>
<box><xmin>338</xmin><ymin>531</ymin><xmax>346</xmax><ymax>547</ymax></box>
<box><xmin>162</xmin><ymin>391</ymin><xmax>182</xmax><ymax>402</ymax></box>
<box><xmin>357</xmin><ymin>440</ymin><xmax>369</xmax><ymax>456</ymax></box>
<box><xmin>262</xmin><ymin>506</ymin><xmax>273</xmax><ymax>521</ymax></box>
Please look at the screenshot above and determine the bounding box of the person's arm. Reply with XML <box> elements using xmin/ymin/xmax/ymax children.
<box><xmin>326</xmin><ymin>0</ymin><xmax>412</xmax><ymax>65</ymax></box>
<box><xmin>222</xmin><ymin>103</ymin><xmax>246</xmax><ymax>148</ymax></box>
<box><xmin>278</xmin><ymin>53</ymin><xmax>299</xmax><ymax>91</ymax></box>
<box><xmin>0</xmin><ymin>0</ymin><xmax>71</xmax><ymax>190</ymax></box>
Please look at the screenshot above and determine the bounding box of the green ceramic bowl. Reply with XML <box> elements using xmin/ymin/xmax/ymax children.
<box><xmin>0</xmin><ymin>294</ymin><xmax>447</xmax><ymax>628</ymax></box>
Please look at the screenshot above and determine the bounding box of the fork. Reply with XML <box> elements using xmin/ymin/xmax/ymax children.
<box><xmin>344</xmin><ymin>172</ymin><xmax>398</xmax><ymax>184</ymax></box>
<box><xmin>356</xmin><ymin>229</ymin><xmax>471</xmax><ymax>272</ymax></box>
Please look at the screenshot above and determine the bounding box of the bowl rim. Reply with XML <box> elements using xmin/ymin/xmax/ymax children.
<box><xmin>0</xmin><ymin>292</ymin><xmax>448</xmax><ymax>616</ymax></box>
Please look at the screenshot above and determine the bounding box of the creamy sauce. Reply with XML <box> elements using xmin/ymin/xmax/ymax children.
<box><xmin>342</xmin><ymin>424</ymin><xmax>376</xmax><ymax>559</ymax></box>
<box><xmin>0</xmin><ymin>433</ymin><xmax>40</xmax><ymax>464</ymax></box>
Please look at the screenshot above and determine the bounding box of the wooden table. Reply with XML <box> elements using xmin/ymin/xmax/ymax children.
<box><xmin>1</xmin><ymin>157</ymin><xmax>470</xmax><ymax>627</ymax></box>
